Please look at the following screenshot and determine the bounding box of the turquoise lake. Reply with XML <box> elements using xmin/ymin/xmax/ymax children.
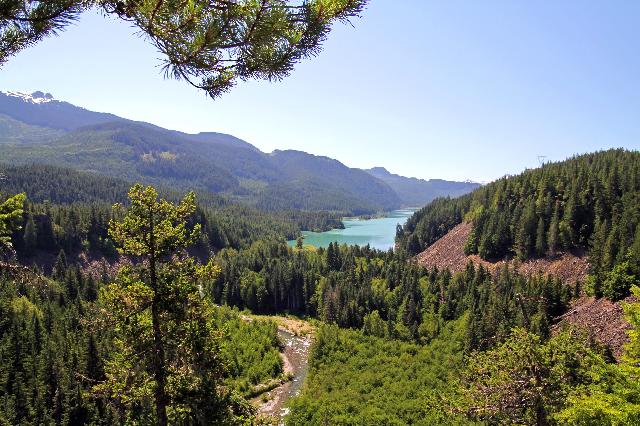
<box><xmin>288</xmin><ymin>209</ymin><xmax>416</xmax><ymax>250</ymax></box>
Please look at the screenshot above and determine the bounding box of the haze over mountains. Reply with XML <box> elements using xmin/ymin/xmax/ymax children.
<box><xmin>365</xmin><ymin>167</ymin><xmax>479</xmax><ymax>207</ymax></box>
<box><xmin>0</xmin><ymin>91</ymin><xmax>479</xmax><ymax>213</ymax></box>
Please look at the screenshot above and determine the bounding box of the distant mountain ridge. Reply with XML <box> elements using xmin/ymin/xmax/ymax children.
<box><xmin>365</xmin><ymin>166</ymin><xmax>480</xmax><ymax>206</ymax></box>
<box><xmin>0</xmin><ymin>90</ymin><xmax>124</xmax><ymax>130</ymax></box>
<box><xmin>0</xmin><ymin>90</ymin><xmax>476</xmax><ymax>213</ymax></box>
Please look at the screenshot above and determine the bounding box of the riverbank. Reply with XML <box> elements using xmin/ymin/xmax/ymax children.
<box><xmin>241</xmin><ymin>315</ymin><xmax>316</xmax><ymax>424</ymax></box>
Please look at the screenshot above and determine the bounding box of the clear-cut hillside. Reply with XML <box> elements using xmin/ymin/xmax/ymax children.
<box><xmin>400</xmin><ymin>149</ymin><xmax>640</xmax><ymax>356</ymax></box>
<box><xmin>414</xmin><ymin>222</ymin><xmax>590</xmax><ymax>284</ymax></box>
<box><xmin>413</xmin><ymin>221</ymin><xmax>635</xmax><ymax>357</ymax></box>
<box><xmin>552</xmin><ymin>296</ymin><xmax>634</xmax><ymax>359</ymax></box>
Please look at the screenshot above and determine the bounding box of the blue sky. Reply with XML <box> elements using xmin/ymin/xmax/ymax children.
<box><xmin>2</xmin><ymin>1</ymin><xmax>639</xmax><ymax>182</ymax></box>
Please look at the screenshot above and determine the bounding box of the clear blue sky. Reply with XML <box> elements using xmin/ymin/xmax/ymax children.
<box><xmin>2</xmin><ymin>1</ymin><xmax>639</xmax><ymax>182</ymax></box>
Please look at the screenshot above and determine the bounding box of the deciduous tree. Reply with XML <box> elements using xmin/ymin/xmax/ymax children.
<box><xmin>0</xmin><ymin>192</ymin><xmax>25</xmax><ymax>257</ymax></box>
<box><xmin>454</xmin><ymin>328</ymin><xmax>607</xmax><ymax>425</ymax></box>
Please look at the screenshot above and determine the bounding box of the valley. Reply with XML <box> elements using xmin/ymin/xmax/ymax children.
<box><xmin>1</xmin><ymin>94</ymin><xmax>640</xmax><ymax>426</ymax></box>
<box><xmin>253</xmin><ymin>319</ymin><xmax>315</xmax><ymax>423</ymax></box>
<box><xmin>2</xmin><ymin>3</ymin><xmax>639</xmax><ymax>425</ymax></box>
<box><xmin>2</xmin><ymin>130</ymin><xmax>640</xmax><ymax>425</ymax></box>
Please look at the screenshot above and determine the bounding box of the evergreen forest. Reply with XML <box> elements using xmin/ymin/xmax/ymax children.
<box><xmin>1</xmin><ymin>151</ymin><xmax>640</xmax><ymax>425</ymax></box>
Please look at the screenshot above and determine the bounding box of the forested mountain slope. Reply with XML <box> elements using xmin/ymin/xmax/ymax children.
<box><xmin>0</xmin><ymin>163</ymin><xmax>343</xmax><ymax>266</ymax></box>
<box><xmin>1</xmin><ymin>121</ymin><xmax>243</xmax><ymax>193</ymax></box>
<box><xmin>0</xmin><ymin>91</ymin><xmax>397</xmax><ymax>213</ymax></box>
<box><xmin>259</xmin><ymin>151</ymin><xmax>401</xmax><ymax>212</ymax></box>
<box><xmin>0</xmin><ymin>163</ymin><xmax>144</xmax><ymax>205</ymax></box>
<box><xmin>0</xmin><ymin>90</ymin><xmax>471</xmax><ymax>214</ymax></box>
<box><xmin>399</xmin><ymin>149</ymin><xmax>640</xmax><ymax>300</ymax></box>
<box><xmin>0</xmin><ymin>113</ymin><xmax>64</xmax><ymax>144</ymax></box>
<box><xmin>366</xmin><ymin>166</ymin><xmax>480</xmax><ymax>206</ymax></box>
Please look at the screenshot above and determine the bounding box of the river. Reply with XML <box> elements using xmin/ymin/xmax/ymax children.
<box><xmin>256</xmin><ymin>328</ymin><xmax>312</xmax><ymax>423</ymax></box>
<box><xmin>288</xmin><ymin>208</ymin><xmax>417</xmax><ymax>250</ymax></box>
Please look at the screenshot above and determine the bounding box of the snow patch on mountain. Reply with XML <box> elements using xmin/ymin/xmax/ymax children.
<box><xmin>2</xmin><ymin>90</ymin><xmax>56</xmax><ymax>104</ymax></box>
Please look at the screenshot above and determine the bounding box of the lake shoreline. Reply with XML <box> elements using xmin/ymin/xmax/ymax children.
<box><xmin>288</xmin><ymin>208</ymin><xmax>418</xmax><ymax>251</ymax></box>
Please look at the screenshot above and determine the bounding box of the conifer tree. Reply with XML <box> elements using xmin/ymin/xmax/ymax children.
<box><xmin>535</xmin><ymin>217</ymin><xmax>546</xmax><ymax>258</ymax></box>
<box><xmin>52</xmin><ymin>249</ymin><xmax>67</xmax><ymax>280</ymax></box>
<box><xmin>84</xmin><ymin>274</ymin><xmax>98</xmax><ymax>302</ymax></box>
<box><xmin>546</xmin><ymin>202</ymin><xmax>560</xmax><ymax>256</ymax></box>
<box><xmin>602</xmin><ymin>259</ymin><xmax>637</xmax><ymax>301</ymax></box>
<box><xmin>326</xmin><ymin>241</ymin><xmax>341</xmax><ymax>271</ymax></box>
<box><xmin>97</xmin><ymin>184</ymin><xmax>247</xmax><ymax>424</ymax></box>
<box><xmin>1</xmin><ymin>0</ymin><xmax>368</xmax><ymax>98</ymax></box>
<box><xmin>85</xmin><ymin>334</ymin><xmax>104</xmax><ymax>383</ymax></box>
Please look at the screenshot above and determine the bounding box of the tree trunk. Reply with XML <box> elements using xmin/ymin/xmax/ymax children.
<box><xmin>149</xmin><ymin>215</ymin><xmax>168</xmax><ymax>426</ymax></box>
<box><xmin>151</xmin><ymin>296</ymin><xmax>168</xmax><ymax>426</ymax></box>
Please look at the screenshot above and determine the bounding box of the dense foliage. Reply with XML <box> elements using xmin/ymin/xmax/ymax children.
<box><xmin>2</xmin><ymin>147</ymin><xmax>640</xmax><ymax>425</ymax></box>
<box><xmin>286</xmin><ymin>320</ymin><xmax>622</xmax><ymax>425</ymax></box>
<box><xmin>0</xmin><ymin>187</ymin><xmax>285</xmax><ymax>424</ymax></box>
<box><xmin>0</xmin><ymin>267</ymin><xmax>282</xmax><ymax>424</ymax></box>
<box><xmin>286</xmin><ymin>319</ymin><xmax>468</xmax><ymax>425</ymax></box>
<box><xmin>211</xmin><ymin>308</ymin><xmax>282</xmax><ymax>395</ymax></box>
<box><xmin>400</xmin><ymin>149</ymin><xmax>640</xmax><ymax>300</ymax></box>
<box><xmin>400</xmin><ymin>196</ymin><xmax>470</xmax><ymax>254</ymax></box>
<box><xmin>285</xmin><ymin>297</ymin><xmax>640</xmax><ymax>426</ymax></box>
<box><xmin>0</xmin><ymin>163</ymin><xmax>137</xmax><ymax>205</ymax></box>
<box><xmin>454</xmin><ymin>328</ymin><xmax>611</xmax><ymax>425</ymax></box>
<box><xmin>0</xmin><ymin>164</ymin><xmax>345</xmax><ymax>265</ymax></box>
<box><xmin>1</xmin><ymin>177</ymin><xmax>585</xmax><ymax>422</ymax></box>
<box><xmin>102</xmin><ymin>185</ymin><xmax>225</xmax><ymax>425</ymax></box>
<box><xmin>0</xmin><ymin>192</ymin><xmax>24</xmax><ymax>255</ymax></box>
<box><xmin>211</xmin><ymin>241</ymin><xmax>574</xmax><ymax>352</ymax></box>
<box><xmin>7</xmin><ymin>199</ymin><xmax>342</xmax><ymax>263</ymax></box>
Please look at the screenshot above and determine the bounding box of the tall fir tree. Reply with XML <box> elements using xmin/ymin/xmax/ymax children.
<box><xmin>99</xmin><ymin>184</ymin><xmax>249</xmax><ymax>424</ymax></box>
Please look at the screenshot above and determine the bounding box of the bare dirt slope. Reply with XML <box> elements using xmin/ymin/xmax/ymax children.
<box><xmin>414</xmin><ymin>222</ymin><xmax>475</xmax><ymax>275</ymax></box>
<box><xmin>552</xmin><ymin>296</ymin><xmax>634</xmax><ymax>359</ymax></box>
<box><xmin>414</xmin><ymin>222</ymin><xmax>632</xmax><ymax>356</ymax></box>
<box><xmin>414</xmin><ymin>222</ymin><xmax>589</xmax><ymax>284</ymax></box>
